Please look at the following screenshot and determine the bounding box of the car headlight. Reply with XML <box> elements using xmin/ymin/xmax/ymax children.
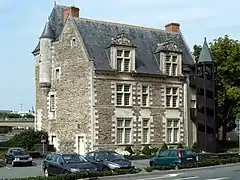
<box><xmin>14</xmin><ymin>158</ymin><xmax>20</xmax><ymax>161</ymax></box>
<box><xmin>70</xmin><ymin>168</ymin><xmax>79</xmax><ymax>172</ymax></box>
<box><xmin>108</xmin><ymin>163</ymin><xmax>121</xmax><ymax>169</ymax></box>
<box><xmin>29</xmin><ymin>157</ymin><xmax>32</xmax><ymax>160</ymax></box>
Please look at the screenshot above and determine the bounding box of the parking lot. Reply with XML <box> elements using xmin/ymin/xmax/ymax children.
<box><xmin>0</xmin><ymin>159</ymin><xmax>149</xmax><ymax>179</ymax></box>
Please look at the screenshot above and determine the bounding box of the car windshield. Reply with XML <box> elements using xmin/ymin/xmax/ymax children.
<box><xmin>106</xmin><ymin>152</ymin><xmax>124</xmax><ymax>160</ymax></box>
<box><xmin>62</xmin><ymin>154</ymin><xmax>87</xmax><ymax>164</ymax></box>
<box><xmin>12</xmin><ymin>150</ymin><xmax>26</xmax><ymax>156</ymax></box>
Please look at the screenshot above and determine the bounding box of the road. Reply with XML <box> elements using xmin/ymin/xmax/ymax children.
<box><xmin>0</xmin><ymin>159</ymin><xmax>240</xmax><ymax>180</ymax></box>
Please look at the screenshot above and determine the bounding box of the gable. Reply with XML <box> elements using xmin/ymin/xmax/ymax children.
<box><xmin>74</xmin><ymin>18</ymin><xmax>194</xmax><ymax>75</ymax></box>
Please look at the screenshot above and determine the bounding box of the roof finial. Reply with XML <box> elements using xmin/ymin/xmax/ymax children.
<box><xmin>53</xmin><ymin>0</ymin><xmax>56</xmax><ymax>6</ymax></box>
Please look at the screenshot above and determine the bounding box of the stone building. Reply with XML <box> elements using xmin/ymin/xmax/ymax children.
<box><xmin>32</xmin><ymin>4</ymin><xmax>200</xmax><ymax>154</ymax></box>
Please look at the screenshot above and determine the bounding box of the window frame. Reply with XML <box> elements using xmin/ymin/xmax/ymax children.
<box><xmin>166</xmin><ymin>87</ymin><xmax>179</xmax><ymax>108</ymax></box>
<box><xmin>141</xmin><ymin>85</ymin><xmax>150</xmax><ymax>107</ymax></box>
<box><xmin>116</xmin><ymin>118</ymin><xmax>132</xmax><ymax>145</ymax></box>
<box><xmin>116</xmin><ymin>49</ymin><xmax>132</xmax><ymax>72</ymax></box>
<box><xmin>141</xmin><ymin>118</ymin><xmax>150</xmax><ymax>144</ymax></box>
<box><xmin>116</xmin><ymin>84</ymin><xmax>132</xmax><ymax>106</ymax></box>
<box><xmin>165</xmin><ymin>54</ymin><xmax>179</xmax><ymax>76</ymax></box>
<box><xmin>166</xmin><ymin>119</ymin><xmax>180</xmax><ymax>144</ymax></box>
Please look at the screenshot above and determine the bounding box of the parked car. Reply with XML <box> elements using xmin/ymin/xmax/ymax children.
<box><xmin>4</xmin><ymin>147</ymin><xmax>33</xmax><ymax>167</ymax></box>
<box><xmin>85</xmin><ymin>150</ymin><xmax>135</xmax><ymax>171</ymax></box>
<box><xmin>42</xmin><ymin>153</ymin><xmax>97</xmax><ymax>177</ymax></box>
<box><xmin>149</xmin><ymin>149</ymin><xmax>198</xmax><ymax>168</ymax></box>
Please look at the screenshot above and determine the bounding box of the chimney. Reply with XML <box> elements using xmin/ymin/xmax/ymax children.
<box><xmin>64</xmin><ymin>6</ymin><xmax>80</xmax><ymax>23</ymax></box>
<box><xmin>165</xmin><ymin>23</ymin><xmax>180</xmax><ymax>33</ymax></box>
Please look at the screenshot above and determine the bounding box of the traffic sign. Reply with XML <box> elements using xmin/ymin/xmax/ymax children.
<box><xmin>235</xmin><ymin>119</ymin><xmax>240</xmax><ymax>136</ymax></box>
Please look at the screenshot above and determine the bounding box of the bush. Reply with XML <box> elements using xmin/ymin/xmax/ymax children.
<box><xmin>177</xmin><ymin>143</ymin><xmax>184</xmax><ymax>148</ymax></box>
<box><xmin>160</xmin><ymin>142</ymin><xmax>168</xmax><ymax>152</ymax></box>
<box><xmin>8</xmin><ymin>168</ymin><xmax>142</xmax><ymax>180</ymax></box>
<box><xmin>191</xmin><ymin>142</ymin><xmax>201</xmax><ymax>153</ymax></box>
<box><xmin>3</xmin><ymin>130</ymin><xmax>48</xmax><ymax>151</ymax></box>
<box><xmin>125</xmin><ymin>145</ymin><xmax>134</xmax><ymax>155</ymax></box>
<box><xmin>142</xmin><ymin>145</ymin><xmax>152</xmax><ymax>155</ymax></box>
<box><xmin>144</xmin><ymin>157</ymin><xmax>240</xmax><ymax>172</ymax></box>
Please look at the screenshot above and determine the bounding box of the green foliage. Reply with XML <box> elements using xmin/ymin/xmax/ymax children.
<box><xmin>145</xmin><ymin>157</ymin><xmax>240</xmax><ymax>172</ymax></box>
<box><xmin>142</xmin><ymin>145</ymin><xmax>152</xmax><ymax>155</ymax></box>
<box><xmin>193</xmin><ymin>35</ymin><xmax>240</xmax><ymax>136</ymax></box>
<box><xmin>193</xmin><ymin>44</ymin><xmax>202</xmax><ymax>63</ymax></box>
<box><xmin>191</xmin><ymin>142</ymin><xmax>201</xmax><ymax>153</ymax></box>
<box><xmin>160</xmin><ymin>142</ymin><xmax>168</xmax><ymax>152</ymax></box>
<box><xmin>125</xmin><ymin>145</ymin><xmax>134</xmax><ymax>155</ymax></box>
<box><xmin>7</xmin><ymin>168</ymin><xmax>141</xmax><ymax>180</ymax></box>
<box><xmin>0</xmin><ymin>113</ymin><xmax>34</xmax><ymax>118</ymax></box>
<box><xmin>177</xmin><ymin>143</ymin><xmax>183</xmax><ymax>148</ymax></box>
<box><xmin>3</xmin><ymin>129</ymin><xmax>47</xmax><ymax>151</ymax></box>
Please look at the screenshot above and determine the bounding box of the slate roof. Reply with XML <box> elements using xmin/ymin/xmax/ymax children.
<box><xmin>198</xmin><ymin>37</ymin><xmax>213</xmax><ymax>63</ymax></box>
<box><xmin>74</xmin><ymin>18</ymin><xmax>194</xmax><ymax>74</ymax></box>
<box><xmin>33</xmin><ymin>5</ymin><xmax>195</xmax><ymax>75</ymax></box>
<box><xmin>40</xmin><ymin>21</ymin><xmax>54</xmax><ymax>39</ymax></box>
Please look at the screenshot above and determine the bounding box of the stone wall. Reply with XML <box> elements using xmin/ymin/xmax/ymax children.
<box><xmin>35</xmin><ymin>18</ymin><xmax>92</xmax><ymax>153</ymax></box>
<box><xmin>93</xmin><ymin>75</ymin><xmax>185</xmax><ymax>149</ymax></box>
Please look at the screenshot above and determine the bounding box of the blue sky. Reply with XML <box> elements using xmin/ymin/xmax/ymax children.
<box><xmin>0</xmin><ymin>0</ymin><xmax>239</xmax><ymax>111</ymax></box>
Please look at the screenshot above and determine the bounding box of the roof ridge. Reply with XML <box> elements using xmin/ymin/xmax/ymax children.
<box><xmin>73</xmin><ymin>17</ymin><xmax>179</xmax><ymax>34</ymax></box>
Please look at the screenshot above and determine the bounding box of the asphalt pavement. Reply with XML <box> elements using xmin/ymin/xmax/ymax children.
<box><xmin>0</xmin><ymin>159</ymin><xmax>240</xmax><ymax>180</ymax></box>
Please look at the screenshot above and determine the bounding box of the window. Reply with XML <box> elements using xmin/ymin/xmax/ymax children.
<box><xmin>116</xmin><ymin>118</ymin><xmax>132</xmax><ymax>144</ymax></box>
<box><xmin>116</xmin><ymin>49</ymin><xmax>131</xmax><ymax>72</ymax></box>
<box><xmin>116</xmin><ymin>84</ymin><xmax>131</xmax><ymax>106</ymax></box>
<box><xmin>55</xmin><ymin>68</ymin><xmax>60</xmax><ymax>79</ymax></box>
<box><xmin>197</xmin><ymin>88</ymin><xmax>204</xmax><ymax>96</ymax></box>
<box><xmin>165</xmin><ymin>55</ymin><xmax>178</xmax><ymax>76</ymax></box>
<box><xmin>71</xmin><ymin>38</ymin><xmax>76</xmax><ymax>46</ymax></box>
<box><xmin>50</xmin><ymin>95</ymin><xmax>55</xmax><ymax>112</ymax></box>
<box><xmin>142</xmin><ymin>118</ymin><xmax>150</xmax><ymax>143</ymax></box>
<box><xmin>166</xmin><ymin>119</ymin><xmax>180</xmax><ymax>143</ymax></box>
<box><xmin>142</xmin><ymin>85</ymin><xmax>149</xmax><ymax>106</ymax></box>
<box><xmin>198</xmin><ymin>106</ymin><xmax>205</xmax><ymax>114</ymax></box>
<box><xmin>206</xmin><ymin>90</ymin><xmax>214</xmax><ymax>99</ymax></box>
<box><xmin>166</xmin><ymin>87</ymin><xmax>179</xmax><ymax>108</ymax></box>
<box><xmin>206</xmin><ymin>108</ymin><xmax>214</xmax><ymax>117</ymax></box>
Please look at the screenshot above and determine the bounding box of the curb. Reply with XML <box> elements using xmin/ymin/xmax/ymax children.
<box><xmin>100</xmin><ymin>162</ymin><xmax>240</xmax><ymax>179</ymax></box>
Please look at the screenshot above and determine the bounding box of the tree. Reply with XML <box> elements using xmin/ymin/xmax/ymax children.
<box><xmin>193</xmin><ymin>45</ymin><xmax>202</xmax><ymax>63</ymax></box>
<box><xmin>193</xmin><ymin>35</ymin><xmax>240</xmax><ymax>140</ymax></box>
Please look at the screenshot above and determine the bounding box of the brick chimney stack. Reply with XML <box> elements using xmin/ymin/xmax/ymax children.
<box><xmin>165</xmin><ymin>23</ymin><xmax>180</xmax><ymax>33</ymax></box>
<box><xmin>64</xmin><ymin>6</ymin><xmax>80</xmax><ymax>23</ymax></box>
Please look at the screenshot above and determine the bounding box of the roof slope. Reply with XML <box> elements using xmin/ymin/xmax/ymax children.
<box><xmin>74</xmin><ymin>18</ymin><xmax>194</xmax><ymax>74</ymax></box>
<box><xmin>198</xmin><ymin>37</ymin><xmax>213</xmax><ymax>63</ymax></box>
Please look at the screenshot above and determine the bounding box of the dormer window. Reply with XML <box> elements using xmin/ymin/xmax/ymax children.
<box><xmin>166</xmin><ymin>54</ymin><xmax>178</xmax><ymax>76</ymax></box>
<box><xmin>155</xmin><ymin>40</ymin><xmax>182</xmax><ymax>76</ymax></box>
<box><xmin>117</xmin><ymin>49</ymin><xmax>131</xmax><ymax>72</ymax></box>
<box><xmin>107</xmin><ymin>32</ymin><xmax>136</xmax><ymax>72</ymax></box>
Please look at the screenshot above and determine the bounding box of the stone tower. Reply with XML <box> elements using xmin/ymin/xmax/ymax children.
<box><xmin>39</xmin><ymin>20</ymin><xmax>54</xmax><ymax>90</ymax></box>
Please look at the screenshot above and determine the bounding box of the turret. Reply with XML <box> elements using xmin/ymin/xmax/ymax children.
<box><xmin>39</xmin><ymin>20</ymin><xmax>54</xmax><ymax>89</ymax></box>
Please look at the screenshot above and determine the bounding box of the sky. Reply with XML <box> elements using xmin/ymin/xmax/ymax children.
<box><xmin>0</xmin><ymin>0</ymin><xmax>239</xmax><ymax>111</ymax></box>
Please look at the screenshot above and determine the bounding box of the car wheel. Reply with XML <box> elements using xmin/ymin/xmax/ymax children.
<box><xmin>102</xmin><ymin>167</ymin><xmax>111</xmax><ymax>172</ymax></box>
<box><xmin>150</xmin><ymin>161</ymin><xmax>156</xmax><ymax>167</ymax></box>
<box><xmin>44</xmin><ymin>169</ymin><xmax>49</xmax><ymax>177</ymax></box>
<box><xmin>64</xmin><ymin>170</ymin><xmax>70</xmax><ymax>174</ymax></box>
<box><xmin>11</xmin><ymin>161</ymin><xmax>15</xmax><ymax>167</ymax></box>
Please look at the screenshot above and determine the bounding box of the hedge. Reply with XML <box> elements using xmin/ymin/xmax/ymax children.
<box><xmin>144</xmin><ymin>157</ymin><xmax>240</xmax><ymax>172</ymax></box>
<box><xmin>1</xmin><ymin>168</ymin><xmax>142</xmax><ymax>180</ymax></box>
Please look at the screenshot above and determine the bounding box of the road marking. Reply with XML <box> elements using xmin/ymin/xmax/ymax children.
<box><xmin>173</xmin><ymin>177</ymin><xmax>199</xmax><ymax>180</ymax></box>
<box><xmin>5</xmin><ymin>166</ymin><xmax>11</xmax><ymax>169</ymax></box>
<box><xmin>136</xmin><ymin>173</ymin><xmax>186</xmax><ymax>180</ymax></box>
<box><xmin>205</xmin><ymin>178</ymin><xmax>230</xmax><ymax>180</ymax></box>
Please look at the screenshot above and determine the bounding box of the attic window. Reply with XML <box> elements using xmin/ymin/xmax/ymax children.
<box><xmin>116</xmin><ymin>49</ymin><xmax>131</xmax><ymax>72</ymax></box>
<box><xmin>165</xmin><ymin>54</ymin><xmax>178</xmax><ymax>76</ymax></box>
<box><xmin>71</xmin><ymin>38</ymin><xmax>76</xmax><ymax>47</ymax></box>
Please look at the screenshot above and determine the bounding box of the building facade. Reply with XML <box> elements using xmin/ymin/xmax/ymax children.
<box><xmin>33</xmin><ymin>4</ymin><xmax>201</xmax><ymax>154</ymax></box>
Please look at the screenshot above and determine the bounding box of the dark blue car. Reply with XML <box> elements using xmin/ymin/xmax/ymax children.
<box><xmin>85</xmin><ymin>151</ymin><xmax>134</xmax><ymax>172</ymax></box>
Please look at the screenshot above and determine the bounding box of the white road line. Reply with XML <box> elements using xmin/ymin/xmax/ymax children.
<box><xmin>173</xmin><ymin>177</ymin><xmax>199</xmax><ymax>180</ymax></box>
<box><xmin>136</xmin><ymin>173</ymin><xmax>186</xmax><ymax>180</ymax></box>
<box><xmin>205</xmin><ymin>178</ymin><xmax>230</xmax><ymax>180</ymax></box>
